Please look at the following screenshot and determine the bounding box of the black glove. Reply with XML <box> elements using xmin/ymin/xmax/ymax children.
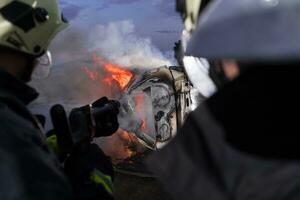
<box><xmin>174</xmin><ymin>40</ymin><xmax>184</xmax><ymax>66</ymax></box>
<box><xmin>91</xmin><ymin>97</ymin><xmax>120</xmax><ymax>137</ymax></box>
<box><xmin>64</xmin><ymin>144</ymin><xmax>114</xmax><ymax>200</ymax></box>
<box><xmin>69</xmin><ymin>97</ymin><xmax>120</xmax><ymax>145</ymax></box>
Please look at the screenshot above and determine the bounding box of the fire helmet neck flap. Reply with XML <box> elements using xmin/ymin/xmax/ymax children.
<box><xmin>0</xmin><ymin>0</ymin><xmax>68</xmax><ymax>58</ymax></box>
<box><xmin>187</xmin><ymin>0</ymin><xmax>300</xmax><ymax>61</ymax></box>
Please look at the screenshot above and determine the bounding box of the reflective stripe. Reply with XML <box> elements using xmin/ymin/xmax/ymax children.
<box><xmin>0</xmin><ymin>1</ymin><xmax>36</xmax><ymax>32</ymax></box>
<box><xmin>47</xmin><ymin>135</ymin><xmax>60</xmax><ymax>156</ymax></box>
<box><xmin>90</xmin><ymin>169</ymin><xmax>113</xmax><ymax>195</ymax></box>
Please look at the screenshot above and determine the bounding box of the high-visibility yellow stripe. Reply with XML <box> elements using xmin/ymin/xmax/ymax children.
<box><xmin>47</xmin><ymin>135</ymin><xmax>60</xmax><ymax>156</ymax></box>
<box><xmin>90</xmin><ymin>169</ymin><xmax>113</xmax><ymax>195</ymax></box>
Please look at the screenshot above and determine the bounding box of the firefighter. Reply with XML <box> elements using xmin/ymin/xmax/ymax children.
<box><xmin>148</xmin><ymin>0</ymin><xmax>300</xmax><ymax>199</ymax></box>
<box><xmin>176</xmin><ymin>0</ymin><xmax>243</xmax><ymax>98</ymax></box>
<box><xmin>0</xmin><ymin>0</ymin><xmax>116</xmax><ymax>199</ymax></box>
<box><xmin>175</xmin><ymin>0</ymin><xmax>218</xmax><ymax>98</ymax></box>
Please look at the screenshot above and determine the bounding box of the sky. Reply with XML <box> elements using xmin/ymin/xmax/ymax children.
<box><xmin>58</xmin><ymin>0</ymin><xmax>183</xmax><ymax>52</ymax></box>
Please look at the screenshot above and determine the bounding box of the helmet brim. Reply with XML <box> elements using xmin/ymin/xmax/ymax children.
<box><xmin>186</xmin><ymin>0</ymin><xmax>300</xmax><ymax>61</ymax></box>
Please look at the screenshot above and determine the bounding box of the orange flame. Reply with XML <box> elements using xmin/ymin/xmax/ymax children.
<box><xmin>134</xmin><ymin>93</ymin><xmax>147</xmax><ymax>132</ymax></box>
<box><xmin>83</xmin><ymin>66</ymin><xmax>99</xmax><ymax>81</ymax></box>
<box><xmin>102</xmin><ymin>129</ymin><xmax>146</xmax><ymax>165</ymax></box>
<box><xmin>82</xmin><ymin>53</ymin><xmax>143</xmax><ymax>163</ymax></box>
<box><xmin>83</xmin><ymin>53</ymin><xmax>133</xmax><ymax>91</ymax></box>
<box><xmin>103</xmin><ymin>63</ymin><xmax>133</xmax><ymax>89</ymax></box>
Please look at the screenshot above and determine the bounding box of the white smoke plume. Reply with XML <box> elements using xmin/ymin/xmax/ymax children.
<box><xmin>31</xmin><ymin>20</ymin><xmax>175</xmax><ymax>101</ymax></box>
<box><xmin>49</xmin><ymin>20</ymin><xmax>174</xmax><ymax>68</ymax></box>
<box><xmin>88</xmin><ymin>20</ymin><xmax>174</xmax><ymax>68</ymax></box>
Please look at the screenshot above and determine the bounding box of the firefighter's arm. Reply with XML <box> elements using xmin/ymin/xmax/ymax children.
<box><xmin>0</xmin><ymin>110</ymin><xmax>72</xmax><ymax>200</ymax></box>
<box><xmin>46</xmin><ymin>131</ymin><xmax>114</xmax><ymax>199</ymax></box>
<box><xmin>47</xmin><ymin>97</ymin><xmax>119</xmax><ymax>199</ymax></box>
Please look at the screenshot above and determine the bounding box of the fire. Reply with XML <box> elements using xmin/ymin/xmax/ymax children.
<box><xmin>82</xmin><ymin>53</ymin><xmax>144</xmax><ymax>163</ymax></box>
<box><xmin>103</xmin><ymin>63</ymin><xmax>133</xmax><ymax>89</ymax></box>
<box><xmin>140</xmin><ymin>120</ymin><xmax>146</xmax><ymax>131</ymax></box>
<box><xmin>83</xmin><ymin>53</ymin><xmax>133</xmax><ymax>91</ymax></box>
<box><xmin>102</xmin><ymin>129</ymin><xmax>146</xmax><ymax>165</ymax></box>
<box><xmin>134</xmin><ymin>93</ymin><xmax>147</xmax><ymax>132</ymax></box>
<box><xmin>83</xmin><ymin>66</ymin><xmax>99</xmax><ymax>81</ymax></box>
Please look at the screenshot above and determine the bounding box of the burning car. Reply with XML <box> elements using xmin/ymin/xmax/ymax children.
<box><xmin>118</xmin><ymin>66</ymin><xmax>203</xmax><ymax>150</ymax></box>
<box><xmin>83</xmin><ymin>53</ymin><xmax>203</xmax><ymax>172</ymax></box>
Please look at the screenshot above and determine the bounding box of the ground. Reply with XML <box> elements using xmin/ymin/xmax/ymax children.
<box><xmin>114</xmin><ymin>171</ymin><xmax>173</xmax><ymax>200</ymax></box>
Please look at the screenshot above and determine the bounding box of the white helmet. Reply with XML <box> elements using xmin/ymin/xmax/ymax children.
<box><xmin>187</xmin><ymin>0</ymin><xmax>300</xmax><ymax>61</ymax></box>
<box><xmin>0</xmin><ymin>0</ymin><xmax>68</xmax><ymax>57</ymax></box>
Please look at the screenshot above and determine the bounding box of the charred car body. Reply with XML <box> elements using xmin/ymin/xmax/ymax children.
<box><xmin>118</xmin><ymin>66</ymin><xmax>203</xmax><ymax>150</ymax></box>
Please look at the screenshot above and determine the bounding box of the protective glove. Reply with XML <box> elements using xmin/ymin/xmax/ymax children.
<box><xmin>174</xmin><ymin>40</ymin><xmax>184</xmax><ymax>66</ymax></box>
<box><xmin>91</xmin><ymin>97</ymin><xmax>120</xmax><ymax>137</ymax></box>
<box><xmin>69</xmin><ymin>97</ymin><xmax>120</xmax><ymax>145</ymax></box>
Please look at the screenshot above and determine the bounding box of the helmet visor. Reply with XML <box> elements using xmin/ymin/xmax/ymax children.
<box><xmin>32</xmin><ymin>51</ymin><xmax>53</xmax><ymax>79</ymax></box>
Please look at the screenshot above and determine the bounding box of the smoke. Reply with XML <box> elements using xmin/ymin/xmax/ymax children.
<box><xmin>29</xmin><ymin>20</ymin><xmax>174</xmax><ymax>130</ymax></box>
<box><xmin>49</xmin><ymin>20</ymin><xmax>174</xmax><ymax>68</ymax></box>
<box><xmin>88</xmin><ymin>20</ymin><xmax>174</xmax><ymax>68</ymax></box>
<box><xmin>31</xmin><ymin>20</ymin><xmax>175</xmax><ymax>101</ymax></box>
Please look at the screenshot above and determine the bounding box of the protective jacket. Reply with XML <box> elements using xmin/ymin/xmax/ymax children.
<box><xmin>0</xmin><ymin>69</ymin><xmax>72</xmax><ymax>200</ymax></box>
<box><xmin>147</xmin><ymin>66</ymin><xmax>300</xmax><ymax>200</ymax></box>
